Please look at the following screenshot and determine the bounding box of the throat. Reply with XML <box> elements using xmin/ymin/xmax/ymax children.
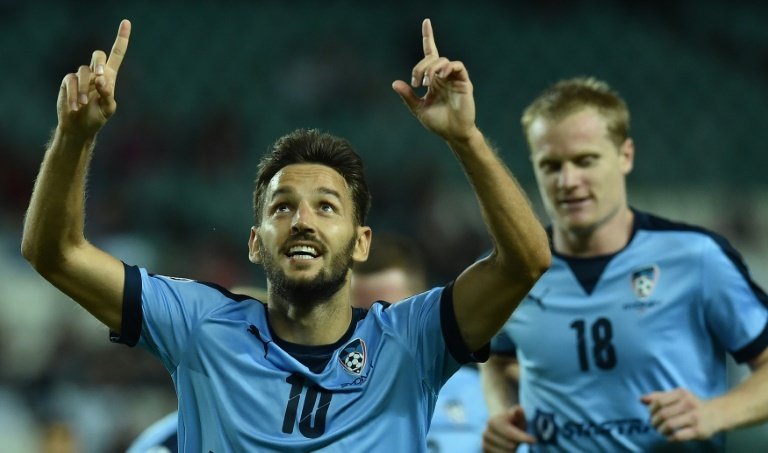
<box><xmin>267</xmin><ymin>296</ymin><xmax>353</xmax><ymax>346</ymax></box>
<box><xmin>556</xmin><ymin>208</ymin><xmax>634</xmax><ymax>257</ymax></box>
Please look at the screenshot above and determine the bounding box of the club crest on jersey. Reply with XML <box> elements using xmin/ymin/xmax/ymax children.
<box><xmin>631</xmin><ymin>265</ymin><xmax>659</xmax><ymax>300</ymax></box>
<box><xmin>338</xmin><ymin>338</ymin><xmax>367</xmax><ymax>375</ymax></box>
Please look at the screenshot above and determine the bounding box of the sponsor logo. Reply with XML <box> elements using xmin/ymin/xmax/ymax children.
<box><xmin>533</xmin><ymin>409</ymin><xmax>558</xmax><ymax>445</ymax></box>
<box><xmin>339</xmin><ymin>375</ymin><xmax>368</xmax><ymax>388</ymax></box>
<box><xmin>531</xmin><ymin>409</ymin><xmax>653</xmax><ymax>444</ymax></box>
<box><xmin>622</xmin><ymin>300</ymin><xmax>661</xmax><ymax>311</ymax></box>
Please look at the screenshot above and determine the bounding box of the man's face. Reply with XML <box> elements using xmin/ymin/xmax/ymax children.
<box><xmin>528</xmin><ymin>108</ymin><xmax>634</xmax><ymax>235</ymax></box>
<box><xmin>249</xmin><ymin>163</ymin><xmax>371</xmax><ymax>303</ymax></box>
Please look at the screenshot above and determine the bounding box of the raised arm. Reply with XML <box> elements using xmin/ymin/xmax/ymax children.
<box><xmin>21</xmin><ymin>20</ymin><xmax>132</xmax><ymax>332</ymax></box>
<box><xmin>392</xmin><ymin>19</ymin><xmax>550</xmax><ymax>352</ymax></box>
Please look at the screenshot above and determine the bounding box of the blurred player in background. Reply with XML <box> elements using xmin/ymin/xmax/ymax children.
<box><xmin>481</xmin><ymin>77</ymin><xmax>768</xmax><ymax>452</ymax></box>
<box><xmin>351</xmin><ymin>233</ymin><xmax>427</xmax><ymax>310</ymax></box>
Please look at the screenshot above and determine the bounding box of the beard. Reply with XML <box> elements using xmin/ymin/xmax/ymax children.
<box><xmin>258</xmin><ymin>232</ymin><xmax>357</xmax><ymax>306</ymax></box>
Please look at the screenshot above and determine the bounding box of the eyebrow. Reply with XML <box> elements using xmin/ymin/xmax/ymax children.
<box><xmin>317</xmin><ymin>187</ymin><xmax>343</xmax><ymax>202</ymax></box>
<box><xmin>268</xmin><ymin>187</ymin><xmax>344</xmax><ymax>202</ymax></box>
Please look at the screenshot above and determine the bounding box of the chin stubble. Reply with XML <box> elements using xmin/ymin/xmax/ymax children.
<box><xmin>258</xmin><ymin>234</ymin><xmax>357</xmax><ymax>305</ymax></box>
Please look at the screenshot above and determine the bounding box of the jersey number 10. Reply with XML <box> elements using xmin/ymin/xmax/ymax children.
<box><xmin>282</xmin><ymin>374</ymin><xmax>333</xmax><ymax>438</ymax></box>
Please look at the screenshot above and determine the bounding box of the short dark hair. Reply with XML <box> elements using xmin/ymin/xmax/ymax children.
<box><xmin>253</xmin><ymin>129</ymin><xmax>372</xmax><ymax>226</ymax></box>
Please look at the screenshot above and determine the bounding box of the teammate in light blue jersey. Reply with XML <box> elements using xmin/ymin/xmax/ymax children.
<box><xmin>22</xmin><ymin>19</ymin><xmax>550</xmax><ymax>452</ymax></box>
<box><xmin>481</xmin><ymin>77</ymin><xmax>768</xmax><ymax>452</ymax></box>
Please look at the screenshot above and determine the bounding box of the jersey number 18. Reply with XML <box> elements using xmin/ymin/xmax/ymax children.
<box><xmin>570</xmin><ymin>317</ymin><xmax>617</xmax><ymax>371</ymax></box>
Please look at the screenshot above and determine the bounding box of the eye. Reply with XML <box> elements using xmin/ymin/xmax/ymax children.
<box><xmin>575</xmin><ymin>155</ymin><xmax>598</xmax><ymax>167</ymax></box>
<box><xmin>273</xmin><ymin>203</ymin><xmax>291</xmax><ymax>214</ymax></box>
<box><xmin>539</xmin><ymin>161</ymin><xmax>561</xmax><ymax>174</ymax></box>
<box><xmin>319</xmin><ymin>203</ymin><xmax>336</xmax><ymax>213</ymax></box>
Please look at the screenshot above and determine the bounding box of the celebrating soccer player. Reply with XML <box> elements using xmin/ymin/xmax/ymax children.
<box><xmin>22</xmin><ymin>19</ymin><xmax>549</xmax><ymax>451</ymax></box>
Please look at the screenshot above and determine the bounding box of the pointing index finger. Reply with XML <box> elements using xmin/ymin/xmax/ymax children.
<box><xmin>106</xmin><ymin>19</ymin><xmax>131</xmax><ymax>74</ymax></box>
<box><xmin>422</xmin><ymin>18</ymin><xmax>438</xmax><ymax>58</ymax></box>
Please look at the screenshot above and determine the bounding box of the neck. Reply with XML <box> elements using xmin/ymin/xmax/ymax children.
<box><xmin>267</xmin><ymin>284</ymin><xmax>353</xmax><ymax>345</ymax></box>
<box><xmin>553</xmin><ymin>206</ymin><xmax>634</xmax><ymax>257</ymax></box>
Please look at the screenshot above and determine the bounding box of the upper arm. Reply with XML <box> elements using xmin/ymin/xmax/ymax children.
<box><xmin>453</xmin><ymin>253</ymin><xmax>541</xmax><ymax>352</ymax></box>
<box><xmin>37</xmin><ymin>241</ymin><xmax>124</xmax><ymax>332</ymax></box>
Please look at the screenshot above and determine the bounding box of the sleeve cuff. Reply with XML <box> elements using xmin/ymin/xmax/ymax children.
<box><xmin>109</xmin><ymin>262</ymin><xmax>143</xmax><ymax>347</ymax></box>
<box><xmin>733</xmin><ymin>320</ymin><xmax>768</xmax><ymax>363</ymax></box>
<box><xmin>440</xmin><ymin>281</ymin><xmax>490</xmax><ymax>364</ymax></box>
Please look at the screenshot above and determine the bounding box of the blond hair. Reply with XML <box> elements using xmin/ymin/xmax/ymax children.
<box><xmin>522</xmin><ymin>77</ymin><xmax>630</xmax><ymax>148</ymax></box>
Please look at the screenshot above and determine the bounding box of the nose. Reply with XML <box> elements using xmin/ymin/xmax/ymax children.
<box><xmin>291</xmin><ymin>201</ymin><xmax>316</xmax><ymax>234</ymax></box>
<box><xmin>557</xmin><ymin>162</ymin><xmax>579</xmax><ymax>190</ymax></box>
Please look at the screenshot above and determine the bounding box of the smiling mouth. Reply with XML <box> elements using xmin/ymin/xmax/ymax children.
<box><xmin>558</xmin><ymin>198</ymin><xmax>590</xmax><ymax>208</ymax></box>
<box><xmin>285</xmin><ymin>245</ymin><xmax>321</xmax><ymax>260</ymax></box>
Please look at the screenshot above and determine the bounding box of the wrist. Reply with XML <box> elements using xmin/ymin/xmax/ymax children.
<box><xmin>445</xmin><ymin>126</ymin><xmax>484</xmax><ymax>151</ymax></box>
<box><xmin>54</xmin><ymin>125</ymin><xmax>97</xmax><ymax>150</ymax></box>
<box><xmin>706</xmin><ymin>396</ymin><xmax>735</xmax><ymax>434</ymax></box>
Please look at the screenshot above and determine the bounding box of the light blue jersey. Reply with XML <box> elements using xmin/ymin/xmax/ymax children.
<box><xmin>493</xmin><ymin>210</ymin><xmax>768</xmax><ymax>452</ymax></box>
<box><xmin>427</xmin><ymin>365</ymin><xmax>487</xmax><ymax>453</ymax></box>
<box><xmin>127</xmin><ymin>410</ymin><xmax>177</xmax><ymax>453</ymax></box>
<box><xmin>128</xmin><ymin>367</ymin><xmax>488</xmax><ymax>453</ymax></box>
<box><xmin>112</xmin><ymin>266</ymin><xmax>486</xmax><ymax>452</ymax></box>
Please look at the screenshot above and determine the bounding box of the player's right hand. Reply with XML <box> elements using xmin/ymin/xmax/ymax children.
<box><xmin>482</xmin><ymin>406</ymin><xmax>537</xmax><ymax>452</ymax></box>
<box><xmin>57</xmin><ymin>19</ymin><xmax>131</xmax><ymax>138</ymax></box>
<box><xmin>392</xmin><ymin>19</ymin><xmax>477</xmax><ymax>145</ymax></box>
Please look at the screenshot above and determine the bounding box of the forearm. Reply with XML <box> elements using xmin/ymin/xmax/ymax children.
<box><xmin>710</xmin><ymin>361</ymin><xmax>768</xmax><ymax>432</ymax></box>
<box><xmin>480</xmin><ymin>357</ymin><xmax>517</xmax><ymax>416</ymax></box>
<box><xmin>22</xmin><ymin>127</ymin><xmax>96</xmax><ymax>268</ymax></box>
<box><xmin>447</xmin><ymin>128</ymin><xmax>550</xmax><ymax>279</ymax></box>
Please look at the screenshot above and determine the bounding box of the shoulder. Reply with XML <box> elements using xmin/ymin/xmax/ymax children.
<box><xmin>634</xmin><ymin>210</ymin><xmax>735</xmax><ymax>252</ymax></box>
<box><xmin>635</xmin><ymin>210</ymin><xmax>713</xmax><ymax>236</ymax></box>
<box><xmin>145</xmin><ymin>270</ymin><xmax>264</xmax><ymax>304</ymax></box>
<box><xmin>632</xmin><ymin>210</ymin><xmax>754</xmax><ymax>277</ymax></box>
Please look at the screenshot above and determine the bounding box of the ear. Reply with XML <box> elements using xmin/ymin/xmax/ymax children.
<box><xmin>352</xmin><ymin>226</ymin><xmax>373</xmax><ymax>263</ymax></box>
<box><xmin>248</xmin><ymin>226</ymin><xmax>262</xmax><ymax>264</ymax></box>
<box><xmin>619</xmin><ymin>138</ymin><xmax>635</xmax><ymax>175</ymax></box>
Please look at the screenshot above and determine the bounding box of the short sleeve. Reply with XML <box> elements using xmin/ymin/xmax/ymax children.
<box><xmin>383</xmin><ymin>283</ymin><xmax>489</xmax><ymax>391</ymax></box>
<box><xmin>110</xmin><ymin>265</ymin><xmax>226</xmax><ymax>370</ymax></box>
<box><xmin>701</xmin><ymin>237</ymin><xmax>768</xmax><ymax>363</ymax></box>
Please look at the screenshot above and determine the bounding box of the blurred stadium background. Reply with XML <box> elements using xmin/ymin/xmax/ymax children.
<box><xmin>1</xmin><ymin>0</ymin><xmax>767</xmax><ymax>450</ymax></box>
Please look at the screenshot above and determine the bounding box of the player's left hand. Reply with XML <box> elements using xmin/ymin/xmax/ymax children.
<box><xmin>392</xmin><ymin>18</ymin><xmax>477</xmax><ymax>144</ymax></box>
<box><xmin>641</xmin><ymin>388</ymin><xmax>721</xmax><ymax>441</ymax></box>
